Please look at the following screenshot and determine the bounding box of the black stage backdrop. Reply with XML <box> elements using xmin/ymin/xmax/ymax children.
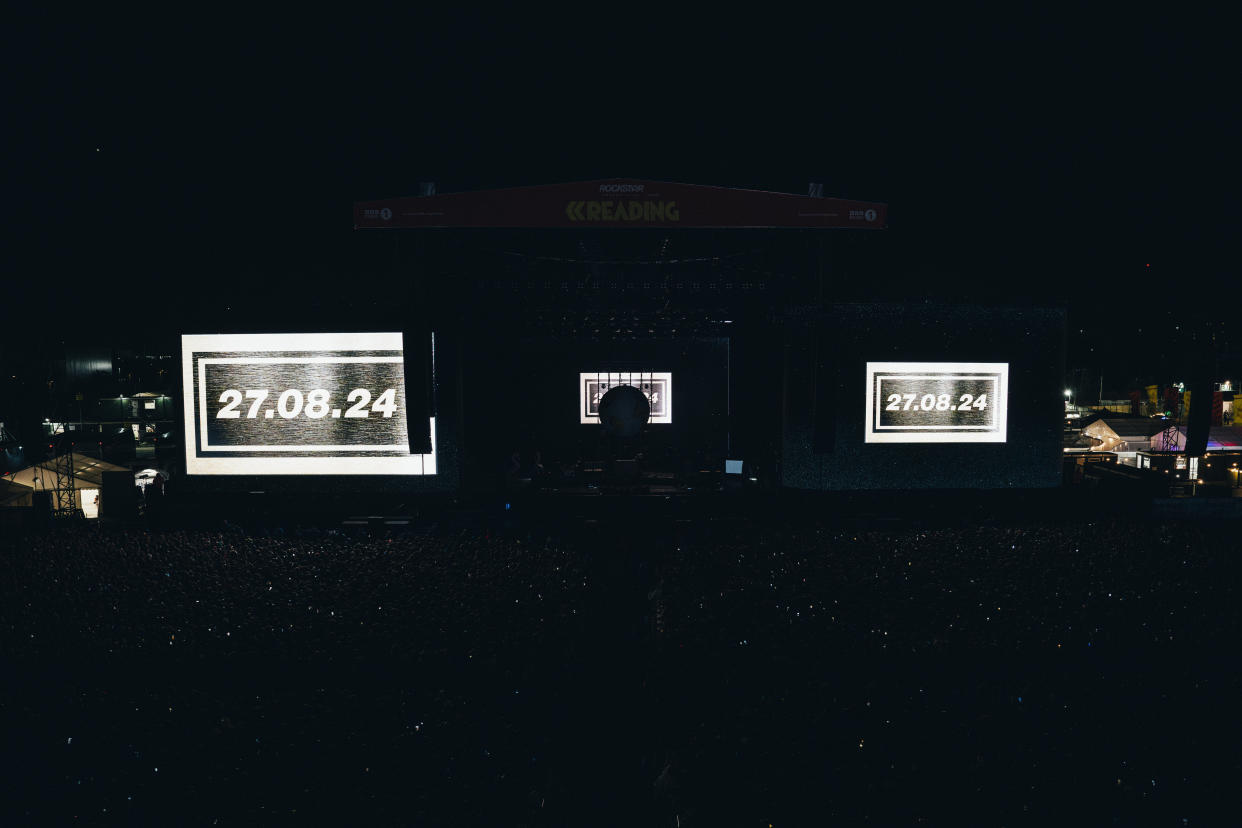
<box><xmin>462</xmin><ymin>336</ymin><xmax>730</xmax><ymax>484</ymax></box>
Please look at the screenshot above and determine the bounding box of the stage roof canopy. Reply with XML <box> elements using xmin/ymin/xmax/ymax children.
<box><xmin>355</xmin><ymin>179</ymin><xmax>887</xmax><ymax>230</ymax></box>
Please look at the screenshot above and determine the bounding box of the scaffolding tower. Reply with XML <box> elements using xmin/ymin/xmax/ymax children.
<box><xmin>42</xmin><ymin>430</ymin><xmax>82</xmax><ymax>518</ymax></box>
<box><xmin>1160</xmin><ymin>414</ymin><xmax>1181</xmax><ymax>453</ymax></box>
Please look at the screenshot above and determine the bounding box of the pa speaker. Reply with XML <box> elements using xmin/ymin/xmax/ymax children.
<box><xmin>101</xmin><ymin>470</ymin><xmax>138</xmax><ymax>520</ymax></box>
<box><xmin>31</xmin><ymin>490</ymin><xmax>53</xmax><ymax>523</ymax></box>
<box><xmin>403</xmin><ymin>327</ymin><xmax>433</xmax><ymax>455</ymax></box>
<box><xmin>811</xmin><ymin>329</ymin><xmax>837</xmax><ymax>453</ymax></box>
<box><xmin>1185</xmin><ymin>376</ymin><xmax>1214</xmax><ymax>457</ymax></box>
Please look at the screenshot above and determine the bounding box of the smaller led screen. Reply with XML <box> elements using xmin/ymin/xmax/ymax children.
<box><xmin>864</xmin><ymin>362</ymin><xmax>1008</xmax><ymax>443</ymax></box>
<box><xmin>579</xmin><ymin>372</ymin><xmax>672</xmax><ymax>425</ymax></box>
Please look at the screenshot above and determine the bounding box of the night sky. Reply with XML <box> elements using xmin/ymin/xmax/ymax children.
<box><xmin>8</xmin><ymin>19</ymin><xmax>1234</xmax><ymax>364</ymax></box>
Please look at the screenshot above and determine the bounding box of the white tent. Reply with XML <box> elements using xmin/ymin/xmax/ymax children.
<box><xmin>5</xmin><ymin>452</ymin><xmax>132</xmax><ymax>517</ymax></box>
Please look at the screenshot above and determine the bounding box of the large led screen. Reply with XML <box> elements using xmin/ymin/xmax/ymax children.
<box><xmin>579</xmin><ymin>372</ymin><xmax>672</xmax><ymax>424</ymax></box>
<box><xmin>182</xmin><ymin>333</ymin><xmax>435</xmax><ymax>475</ymax></box>
<box><xmin>864</xmin><ymin>362</ymin><xmax>1008</xmax><ymax>443</ymax></box>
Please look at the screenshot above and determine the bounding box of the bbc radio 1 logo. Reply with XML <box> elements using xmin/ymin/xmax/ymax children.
<box><xmin>850</xmin><ymin>208</ymin><xmax>878</xmax><ymax>222</ymax></box>
<box><xmin>362</xmin><ymin>207</ymin><xmax>394</xmax><ymax>221</ymax></box>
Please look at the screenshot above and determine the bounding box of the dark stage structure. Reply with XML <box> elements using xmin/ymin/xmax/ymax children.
<box><xmin>353</xmin><ymin>179</ymin><xmax>902</xmax><ymax>499</ymax></box>
<box><xmin>22</xmin><ymin>179</ymin><xmax>1079</xmax><ymax>525</ymax></box>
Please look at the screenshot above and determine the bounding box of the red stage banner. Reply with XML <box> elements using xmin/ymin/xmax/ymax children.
<box><xmin>354</xmin><ymin>180</ymin><xmax>888</xmax><ymax>230</ymax></box>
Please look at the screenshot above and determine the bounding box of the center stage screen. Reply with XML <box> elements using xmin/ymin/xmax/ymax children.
<box><xmin>182</xmin><ymin>333</ymin><xmax>435</xmax><ymax>475</ymax></box>
<box><xmin>864</xmin><ymin>362</ymin><xmax>1008</xmax><ymax>443</ymax></box>
<box><xmin>579</xmin><ymin>372</ymin><xmax>672</xmax><ymax>424</ymax></box>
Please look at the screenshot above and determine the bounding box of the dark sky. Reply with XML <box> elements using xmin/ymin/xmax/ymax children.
<box><xmin>9</xmin><ymin>17</ymin><xmax>1234</xmax><ymax>346</ymax></box>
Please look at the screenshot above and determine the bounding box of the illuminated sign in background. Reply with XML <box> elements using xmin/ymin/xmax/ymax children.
<box><xmin>865</xmin><ymin>362</ymin><xmax>1008</xmax><ymax>443</ymax></box>
<box><xmin>579</xmin><ymin>372</ymin><xmax>672</xmax><ymax>425</ymax></box>
<box><xmin>182</xmin><ymin>333</ymin><xmax>435</xmax><ymax>475</ymax></box>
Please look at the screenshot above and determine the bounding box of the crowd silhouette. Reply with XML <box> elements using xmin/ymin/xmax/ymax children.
<box><xmin>3</xmin><ymin>516</ymin><xmax>1239</xmax><ymax>824</ymax></box>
